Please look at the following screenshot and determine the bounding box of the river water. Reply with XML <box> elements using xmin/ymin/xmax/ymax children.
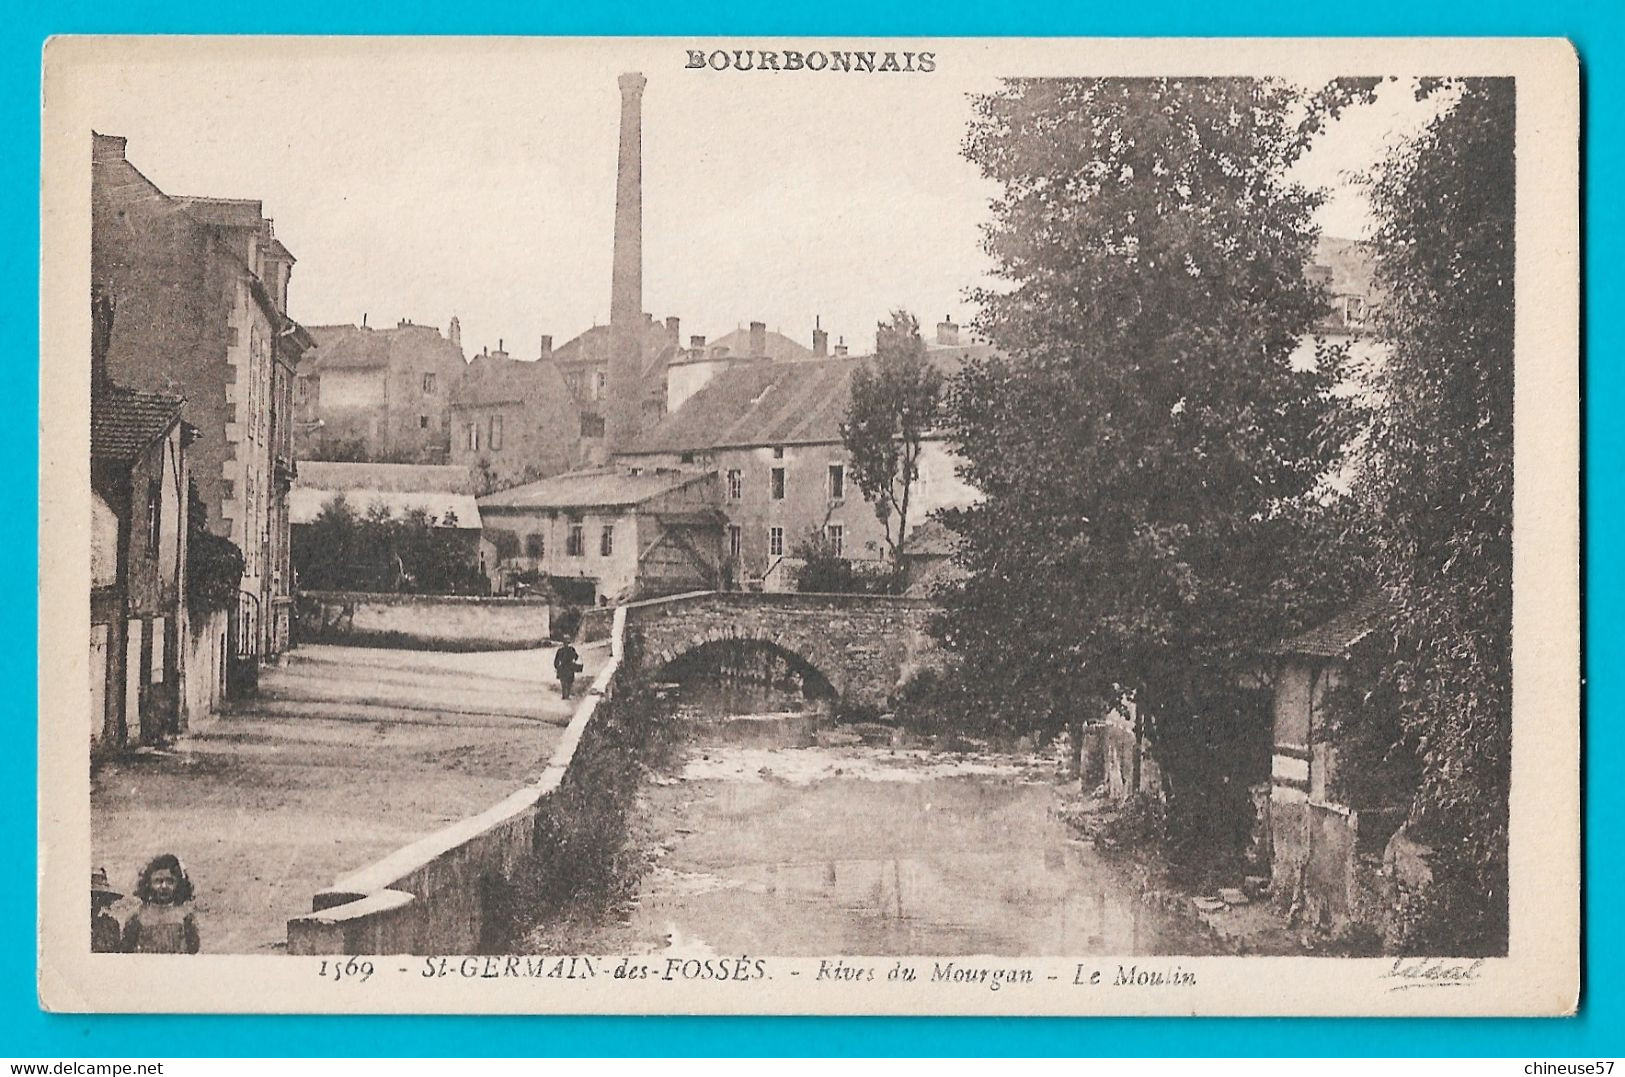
<box><xmin>561</xmin><ymin>680</ymin><xmax>1218</xmax><ymax>957</ymax></box>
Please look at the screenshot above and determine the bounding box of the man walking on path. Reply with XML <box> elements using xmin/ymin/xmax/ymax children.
<box><xmin>553</xmin><ymin>639</ymin><xmax>583</xmax><ymax>700</ymax></box>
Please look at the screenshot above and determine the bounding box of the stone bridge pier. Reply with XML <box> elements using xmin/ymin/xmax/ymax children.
<box><xmin>617</xmin><ymin>591</ymin><xmax>941</xmax><ymax>710</ymax></box>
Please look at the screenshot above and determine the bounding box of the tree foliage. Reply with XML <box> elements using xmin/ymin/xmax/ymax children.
<box><xmin>1352</xmin><ymin>79</ymin><xmax>1515</xmax><ymax>954</ymax></box>
<box><xmin>293</xmin><ymin>494</ymin><xmax>488</xmax><ymax>595</ymax></box>
<box><xmin>186</xmin><ymin>481</ymin><xmax>244</xmax><ymax>615</ymax></box>
<box><xmin>840</xmin><ymin>310</ymin><xmax>944</xmax><ymax>565</ymax></box>
<box><xmin>940</xmin><ymin>78</ymin><xmax>1352</xmax><ymax>844</ymax></box>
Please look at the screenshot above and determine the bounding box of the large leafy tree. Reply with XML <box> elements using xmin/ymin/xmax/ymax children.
<box><xmin>840</xmin><ymin>310</ymin><xmax>945</xmax><ymax>570</ymax></box>
<box><xmin>1355</xmin><ymin>79</ymin><xmax>1515</xmax><ymax>954</ymax></box>
<box><xmin>940</xmin><ymin>78</ymin><xmax>1349</xmax><ymax>843</ymax></box>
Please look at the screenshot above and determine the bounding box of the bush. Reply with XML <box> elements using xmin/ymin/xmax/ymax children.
<box><xmin>293</xmin><ymin>494</ymin><xmax>487</xmax><ymax>595</ymax></box>
<box><xmin>186</xmin><ymin>482</ymin><xmax>243</xmax><ymax>615</ymax></box>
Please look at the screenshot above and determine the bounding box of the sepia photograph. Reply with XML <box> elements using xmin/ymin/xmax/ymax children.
<box><xmin>37</xmin><ymin>36</ymin><xmax>1578</xmax><ymax>1016</ymax></box>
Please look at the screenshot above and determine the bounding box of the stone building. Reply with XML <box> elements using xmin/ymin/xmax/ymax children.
<box><xmin>449</xmin><ymin>345</ymin><xmax>583</xmax><ymax>489</ymax></box>
<box><xmin>90</xmin><ymin>384</ymin><xmax>192</xmax><ymax>752</ymax></box>
<box><xmin>91</xmin><ymin>132</ymin><xmax>312</xmax><ymax>668</ymax></box>
<box><xmin>295</xmin><ymin>318</ymin><xmax>467</xmax><ymax>465</ymax></box>
<box><xmin>477</xmin><ymin>467</ymin><xmax>725</xmax><ymax>604</ymax></box>
<box><xmin>617</xmin><ymin>324</ymin><xmax>989</xmax><ymax>591</ymax></box>
<box><xmin>548</xmin><ymin>317</ymin><xmax>681</xmax><ymax>455</ymax></box>
<box><xmin>1266</xmin><ymin>596</ymin><xmax>1407</xmax><ymax>934</ymax></box>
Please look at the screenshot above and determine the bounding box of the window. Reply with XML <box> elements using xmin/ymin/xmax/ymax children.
<box><xmin>226</xmin><ymin>326</ymin><xmax>240</xmax><ymax>348</ymax></box>
<box><xmin>422</xmin><ymin>373</ymin><xmax>437</xmax><ymax>394</ymax></box>
<box><xmin>581</xmin><ymin>413</ymin><xmax>605</xmax><ymax>438</ymax></box>
<box><xmin>145</xmin><ymin>479</ymin><xmax>161</xmax><ymax>558</ymax></box>
<box><xmin>525</xmin><ymin>533</ymin><xmax>544</xmax><ymax>559</ymax></box>
<box><xmin>768</xmin><ymin>526</ymin><xmax>784</xmax><ymax>558</ymax></box>
<box><xmin>600</xmin><ymin>524</ymin><xmax>615</xmax><ymax>557</ymax></box>
<box><xmin>770</xmin><ymin>467</ymin><xmax>785</xmax><ymax>500</ymax></box>
<box><xmin>826</xmin><ymin>523</ymin><xmax>844</xmax><ymax>557</ymax></box>
<box><xmin>728</xmin><ymin>524</ymin><xmax>742</xmax><ymax>559</ymax></box>
<box><xmin>295</xmin><ymin>376</ymin><xmax>309</xmax><ymax>405</ymax></box>
<box><xmin>828</xmin><ymin>463</ymin><xmax>846</xmax><ymax>501</ymax></box>
<box><xmin>726</xmin><ymin>469</ymin><xmax>742</xmax><ymax>500</ymax></box>
<box><xmin>593</xmin><ymin>371</ymin><xmax>608</xmax><ymax>400</ymax></box>
<box><xmin>772</xmin><ymin>446</ymin><xmax>785</xmax><ymax>459</ymax></box>
<box><xmin>567</xmin><ymin>522</ymin><xmax>585</xmax><ymax>557</ymax></box>
<box><xmin>680</xmin><ymin>452</ymin><xmax>695</xmax><ymax>464</ymax></box>
<box><xmin>489</xmin><ymin>414</ymin><xmax>504</xmax><ymax>451</ymax></box>
<box><xmin>466</xmin><ymin>423</ymin><xmax>480</xmax><ymax>452</ymax></box>
<box><xmin>418</xmin><ymin>414</ymin><xmax>429</xmax><ymax>429</ymax></box>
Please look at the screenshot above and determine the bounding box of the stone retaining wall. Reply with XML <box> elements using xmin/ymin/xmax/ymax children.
<box><xmin>296</xmin><ymin>590</ymin><xmax>553</xmax><ymax>651</ymax></box>
<box><xmin>286</xmin><ymin>608</ymin><xmax>626</xmax><ymax>955</ymax></box>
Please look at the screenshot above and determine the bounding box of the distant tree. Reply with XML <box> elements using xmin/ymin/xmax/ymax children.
<box><xmin>840</xmin><ymin>310</ymin><xmax>944</xmax><ymax>568</ymax></box>
<box><xmin>1350</xmin><ymin>79</ymin><xmax>1515</xmax><ymax>954</ymax></box>
<box><xmin>940</xmin><ymin>78</ymin><xmax>1350</xmax><ymax>848</ymax></box>
<box><xmin>293</xmin><ymin>494</ymin><xmax>485</xmax><ymax>595</ymax></box>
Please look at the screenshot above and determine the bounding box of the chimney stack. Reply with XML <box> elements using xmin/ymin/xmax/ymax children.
<box><xmin>689</xmin><ymin>335</ymin><xmax>706</xmax><ymax>354</ymax></box>
<box><xmin>92</xmin><ymin>132</ymin><xmax>128</xmax><ymax>163</ymax></box>
<box><xmin>606</xmin><ymin>71</ymin><xmax>648</xmax><ymax>454</ymax></box>
<box><xmin>539</xmin><ymin>334</ymin><xmax>553</xmax><ymax>358</ymax></box>
<box><xmin>749</xmin><ymin>320</ymin><xmax>767</xmax><ymax>358</ymax></box>
<box><xmin>833</xmin><ymin>336</ymin><xmax>849</xmax><ymax>358</ymax></box>
<box><xmin>812</xmin><ymin>315</ymin><xmax>829</xmax><ymax>358</ymax></box>
<box><xmin>935</xmin><ymin>315</ymin><xmax>960</xmax><ymax>347</ymax></box>
<box><xmin>665</xmin><ymin>316</ymin><xmax>680</xmax><ymax>341</ymax></box>
<box><xmin>448</xmin><ymin>315</ymin><xmax>462</xmax><ymax>350</ymax></box>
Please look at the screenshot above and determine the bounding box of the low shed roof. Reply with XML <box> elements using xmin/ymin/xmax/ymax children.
<box><xmin>1271</xmin><ymin>595</ymin><xmax>1397</xmax><ymax>660</ymax></box>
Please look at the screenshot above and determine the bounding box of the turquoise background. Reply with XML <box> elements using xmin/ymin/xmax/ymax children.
<box><xmin>3</xmin><ymin>0</ymin><xmax>1608</xmax><ymax>1056</ymax></box>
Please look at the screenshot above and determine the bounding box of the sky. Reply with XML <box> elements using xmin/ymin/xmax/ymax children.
<box><xmin>63</xmin><ymin>39</ymin><xmax>1448</xmax><ymax>361</ymax></box>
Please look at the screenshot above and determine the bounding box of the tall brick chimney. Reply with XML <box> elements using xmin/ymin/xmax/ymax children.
<box><xmin>749</xmin><ymin>321</ymin><xmax>767</xmax><ymax>359</ymax></box>
<box><xmin>812</xmin><ymin>315</ymin><xmax>829</xmax><ymax>358</ymax></box>
<box><xmin>606</xmin><ymin>72</ymin><xmax>648</xmax><ymax>454</ymax></box>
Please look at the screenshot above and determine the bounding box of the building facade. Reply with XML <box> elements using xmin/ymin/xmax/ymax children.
<box><xmin>90</xmin><ymin>386</ymin><xmax>191</xmax><ymax>751</ymax></box>
<box><xmin>617</xmin><ymin>333</ymin><xmax>987</xmax><ymax>591</ymax></box>
<box><xmin>295</xmin><ymin>318</ymin><xmax>467</xmax><ymax>465</ymax></box>
<box><xmin>91</xmin><ymin>132</ymin><xmax>312</xmax><ymax>669</ymax></box>
<box><xmin>477</xmin><ymin>468</ymin><xmax>724</xmax><ymax>604</ymax></box>
<box><xmin>448</xmin><ymin>348</ymin><xmax>581</xmax><ymax>490</ymax></box>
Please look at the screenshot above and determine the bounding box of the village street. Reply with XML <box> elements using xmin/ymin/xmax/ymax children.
<box><xmin>91</xmin><ymin>642</ymin><xmax>605</xmax><ymax>953</ymax></box>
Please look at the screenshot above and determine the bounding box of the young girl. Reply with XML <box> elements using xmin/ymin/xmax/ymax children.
<box><xmin>121</xmin><ymin>854</ymin><xmax>200</xmax><ymax>954</ymax></box>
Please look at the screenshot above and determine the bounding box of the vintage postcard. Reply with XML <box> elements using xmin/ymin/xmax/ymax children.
<box><xmin>38</xmin><ymin>36</ymin><xmax>1579</xmax><ymax>1015</ymax></box>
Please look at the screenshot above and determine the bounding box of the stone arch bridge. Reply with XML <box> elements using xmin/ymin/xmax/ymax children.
<box><xmin>603</xmin><ymin>591</ymin><xmax>942</xmax><ymax>710</ymax></box>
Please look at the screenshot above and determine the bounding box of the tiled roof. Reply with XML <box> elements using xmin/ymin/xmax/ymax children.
<box><xmin>91</xmin><ymin>387</ymin><xmax>184</xmax><ymax>463</ymax></box>
<box><xmin>703</xmin><ymin>326</ymin><xmax>814</xmax><ymax>363</ymax></box>
<box><xmin>479</xmin><ymin>467</ymin><xmax>712</xmax><ymax>510</ymax></box>
<box><xmin>550</xmin><ymin>322</ymin><xmax>680</xmax><ymax>380</ymax></box>
<box><xmin>625</xmin><ymin>344</ymin><xmax>991</xmax><ymax>454</ymax></box>
<box><xmin>307</xmin><ymin>323</ymin><xmax>464</xmax><ymax>373</ymax></box>
<box><xmin>1271</xmin><ymin>595</ymin><xmax>1396</xmax><ymax>659</ymax></box>
<box><xmin>295</xmin><ymin>461</ymin><xmax>477</xmax><ymax>495</ymax></box>
<box><xmin>451</xmin><ymin>353</ymin><xmax>572</xmax><ymax>407</ymax></box>
<box><xmin>174</xmin><ymin>196</ymin><xmax>265</xmax><ymax>229</ymax></box>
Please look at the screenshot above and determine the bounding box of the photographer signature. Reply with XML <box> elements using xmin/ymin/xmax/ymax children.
<box><xmin>1382</xmin><ymin>957</ymin><xmax>1485</xmax><ymax>991</ymax></box>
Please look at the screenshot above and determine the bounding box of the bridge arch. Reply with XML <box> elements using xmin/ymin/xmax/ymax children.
<box><xmin>618</xmin><ymin>591</ymin><xmax>940</xmax><ymax>710</ymax></box>
<box><xmin>645</xmin><ymin>626</ymin><xmax>840</xmax><ymax>699</ymax></box>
